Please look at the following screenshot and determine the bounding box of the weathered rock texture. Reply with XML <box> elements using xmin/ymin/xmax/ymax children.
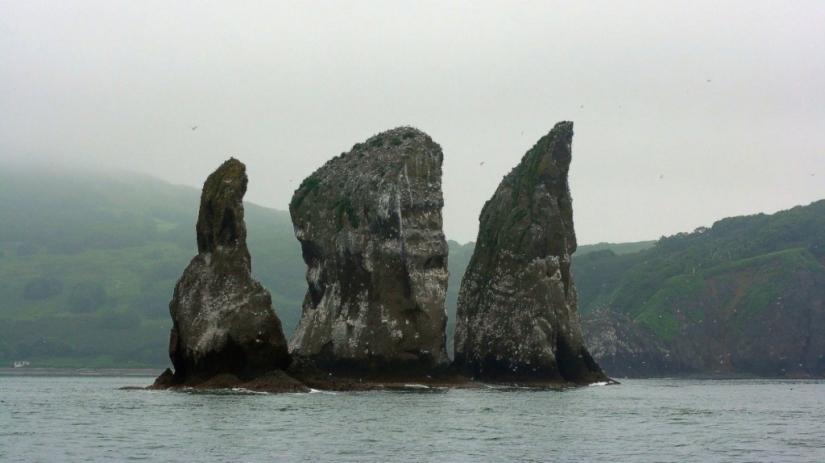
<box><xmin>454</xmin><ymin>122</ymin><xmax>607</xmax><ymax>383</ymax></box>
<box><xmin>167</xmin><ymin>158</ymin><xmax>290</xmax><ymax>384</ymax></box>
<box><xmin>581</xmin><ymin>309</ymin><xmax>674</xmax><ymax>378</ymax></box>
<box><xmin>289</xmin><ymin>127</ymin><xmax>450</xmax><ymax>375</ymax></box>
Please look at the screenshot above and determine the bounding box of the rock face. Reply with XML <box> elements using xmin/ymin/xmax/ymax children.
<box><xmin>573</xmin><ymin>199</ymin><xmax>825</xmax><ymax>378</ymax></box>
<box><xmin>454</xmin><ymin>122</ymin><xmax>607</xmax><ymax>383</ymax></box>
<box><xmin>168</xmin><ymin>158</ymin><xmax>291</xmax><ymax>383</ymax></box>
<box><xmin>288</xmin><ymin>127</ymin><xmax>450</xmax><ymax>375</ymax></box>
<box><xmin>580</xmin><ymin>309</ymin><xmax>674</xmax><ymax>378</ymax></box>
<box><xmin>582</xmin><ymin>268</ymin><xmax>825</xmax><ymax>379</ymax></box>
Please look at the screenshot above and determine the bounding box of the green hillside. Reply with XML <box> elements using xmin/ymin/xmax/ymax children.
<box><xmin>576</xmin><ymin>240</ymin><xmax>656</xmax><ymax>257</ymax></box>
<box><xmin>577</xmin><ymin>200</ymin><xmax>825</xmax><ymax>377</ymax></box>
<box><xmin>575</xmin><ymin>201</ymin><xmax>825</xmax><ymax>323</ymax></box>
<box><xmin>0</xmin><ymin>167</ymin><xmax>304</xmax><ymax>368</ymax></box>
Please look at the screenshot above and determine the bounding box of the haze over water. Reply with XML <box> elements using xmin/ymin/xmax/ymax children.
<box><xmin>2</xmin><ymin>375</ymin><xmax>824</xmax><ymax>462</ymax></box>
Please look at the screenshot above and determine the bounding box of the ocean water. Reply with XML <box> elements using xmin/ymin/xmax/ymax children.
<box><xmin>1</xmin><ymin>376</ymin><xmax>824</xmax><ymax>462</ymax></box>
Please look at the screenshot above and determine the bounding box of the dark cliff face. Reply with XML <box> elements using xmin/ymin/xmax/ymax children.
<box><xmin>575</xmin><ymin>200</ymin><xmax>825</xmax><ymax>378</ymax></box>
<box><xmin>454</xmin><ymin>122</ymin><xmax>607</xmax><ymax>383</ymax></box>
<box><xmin>168</xmin><ymin>158</ymin><xmax>290</xmax><ymax>383</ymax></box>
<box><xmin>583</xmin><ymin>265</ymin><xmax>825</xmax><ymax>378</ymax></box>
<box><xmin>288</xmin><ymin>127</ymin><xmax>450</xmax><ymax>375</ymax></box>
<box><xmin>580</xmin><ymin>309</ymin><xmax>674</xmax><ymax>378</ymax></box>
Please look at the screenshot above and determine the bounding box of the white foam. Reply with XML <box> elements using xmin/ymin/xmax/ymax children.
<box><xmin>308</xmin><ymin>388</ymin><xmax>337</xmax><ymax>395</ymax></box>
<box><xmin>230</xmin><ymin>388</ymin><xmax>267</xmax><ymax>394</ymax></box>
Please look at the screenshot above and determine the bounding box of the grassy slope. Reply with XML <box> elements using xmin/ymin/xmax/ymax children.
<box><xmin>0</xmin><ymin>168</ymin><xmax>305</xmax><ymax>367</ymax></box>
<box><xmin>575</xmin><ymin>200</ymin><xmax>825</xmax><ymax>340</ymax></box>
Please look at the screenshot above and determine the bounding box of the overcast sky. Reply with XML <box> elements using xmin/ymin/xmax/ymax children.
<box><xmin>2</xmin><ymin>1</ymin><xmax>823</xmax><ymax>245</ymax></box>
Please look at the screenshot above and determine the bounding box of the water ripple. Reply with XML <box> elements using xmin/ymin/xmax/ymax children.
<box><xmin>2</xmin><ymin>376</ymin><xmax>825</xmax><ymax>462</ymax></box>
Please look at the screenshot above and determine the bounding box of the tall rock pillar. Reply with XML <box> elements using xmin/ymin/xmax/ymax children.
<box><xmin>289</xmin><ymin>127</ymin><xmax>450</xmax><ymax>375</ymax></box>
<box><xmin>168</xmin><ymin>158</ymin><xmax>291</xmax><ymax>383</ymax></box>
<box><xmin>454</xmin><ymin>122</ymin><xmax>607</xmax><ymax>384</ymax></box>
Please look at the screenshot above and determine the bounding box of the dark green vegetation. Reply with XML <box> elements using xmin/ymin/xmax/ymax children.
<box><xmin>577</xmin><ymin>200</ymin><xmax>825</xmax><ymax>377</ymax></box>
<box><xmin>0</xmin><ymin>167</ymin><xmax>304</xmax><ymax>368</ymax></box>
<box><xmin>575</xmin><ymin>201</ymin><xmax>825</xmax><ymax>337</ymax></box>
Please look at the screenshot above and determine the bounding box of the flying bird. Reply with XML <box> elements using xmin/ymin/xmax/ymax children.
<box><xmin>707</xmin><ymin>79</ymin><xmax>711</xmax><ymax>83</ymax></box>
<box><xmin>191</xmin><ymin>126</ymin><xmax>198</xmax><ymax>130</ymax></box>
<box><xmin>660</xmin><ymin>174</ymin><xmax>664</xmax><ymax>179</ymax></box>
<box><xmin>480</xmin><ymin>162</ymin><xmax>485</xmax><ymax>167</ymax></box>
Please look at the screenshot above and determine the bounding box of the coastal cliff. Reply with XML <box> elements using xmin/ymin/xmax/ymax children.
<box><xmin>576</xmin><ymin>203</ymin><xmax>825</xmax><ymax>379</ymax></box>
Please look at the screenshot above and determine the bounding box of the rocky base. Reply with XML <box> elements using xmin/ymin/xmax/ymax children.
<box><xmin>144</xmin><ymin>367</ymin><xmax>310</xmax><ymax>393</ymax></box>
<box><xmin>134</xmin><ymin>361</ymin><xmax>618</xmax><ymax>393</ymax></box>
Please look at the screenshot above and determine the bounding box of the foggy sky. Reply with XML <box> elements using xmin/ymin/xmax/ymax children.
<box><xmin>2</xmin><ymin>1</ymin><xmax>823</xmax><ymax>245</ymax></box>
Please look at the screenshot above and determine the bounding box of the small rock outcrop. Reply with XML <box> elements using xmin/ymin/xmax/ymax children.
<box><xmin>167</xmin><ymin>158</ymin><xmax>291</xmax><ymax>384</ymax></box>
<box><xmin>289</xmin><ymin>127</ymin><xmax>450</xmax><ymax>375</ymax></box>
<box><xmin>454</xmin><ymin>122</ymin><xmax>608</xmax><ymax>383</ymax></box>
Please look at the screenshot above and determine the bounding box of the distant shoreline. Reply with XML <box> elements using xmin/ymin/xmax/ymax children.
<box><xmin>0</xmin><ymin>367</ymin><xmax>164</xmax><ymax>377</ymax></box>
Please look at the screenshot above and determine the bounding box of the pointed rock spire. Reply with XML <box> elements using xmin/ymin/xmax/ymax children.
<box><xmin>454</xmin><ymin>122</ymin><xmax>608</xmax><ymax>384</ymax></box>
<box><xmin>167</xmin><ymin>158</ymin><xmax>291</xmax><ymax>384</ymax></box>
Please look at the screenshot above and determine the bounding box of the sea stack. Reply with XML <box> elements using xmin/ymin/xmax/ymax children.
<box><xmin>166</xmin><ymin>158</ymin><xmax>291</xmax><ymax>384</ymax></box>
<box><xmin>289</xmin><ymin>127</ymin><xmax>450</xmax><ymax>375</ymax></box>
<box><xmin>454</xmin><ymin>121</ymin><xmax>607</xmax><ymax>384</ymax></box>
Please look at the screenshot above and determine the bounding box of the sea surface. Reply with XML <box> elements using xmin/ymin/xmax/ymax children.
<box><xmin>2</xmin><ymin>375</ymin><xmax>824</xmax><ymax>462</ymax></box>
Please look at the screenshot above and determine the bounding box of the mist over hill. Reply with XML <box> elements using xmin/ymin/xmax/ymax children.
<box><xmin>0</xmin><ymin>167</ymin><xmax>303</xmax><ymax>367</ymax></box>
<box><xmin>3</xmin><ymin>167</ymin><xmax>822</xmax><ymax>377</ymax></box>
